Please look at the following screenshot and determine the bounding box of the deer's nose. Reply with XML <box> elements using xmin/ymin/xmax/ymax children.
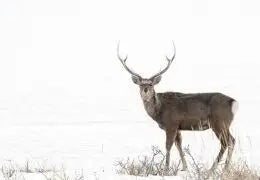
<box><xmin>144</xmin><ymin>88</ymin><xmax>148</xmax><ymax>93</ymax></box>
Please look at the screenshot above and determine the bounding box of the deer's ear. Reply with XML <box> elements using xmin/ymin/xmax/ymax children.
<box><xmin>131</xmin><ymin>76</ymin><xmax>141</xmax><ymax>85</ymax></box>
<box><xmin>152</xmin><ymin>76</ymin><xmax>162</xmax><ymax>85</ymax></box>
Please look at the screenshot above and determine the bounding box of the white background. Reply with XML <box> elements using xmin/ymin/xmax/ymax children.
<box><xmin>0</xmin><ymin>0</ymin><xmax>260</xmax><ymax>178</ymax></box>
<box><xmin>1</xmin><ymin>0</ymin><xmax>259</xmax><ymax>126</ymax></box>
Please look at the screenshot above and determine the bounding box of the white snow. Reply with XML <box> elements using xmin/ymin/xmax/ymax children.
<box><xmin>0</xmin><ymin>117</ymin><xmax>259</xmax><ymax>179</ymax></box>
<box><xmin>1</xmin><ymin>0</ymin><xmax>260</xmax><ymax>179</ymax></box>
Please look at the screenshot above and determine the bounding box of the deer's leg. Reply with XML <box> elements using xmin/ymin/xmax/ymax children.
<box><xmin>211</xmin><ymin>129</ymin><xmax>228</xmax><ymax>170</ymax></box>
<box><xmin>224</xmin><ymin>130</ymin><xmax>235</xmax><ymax>169</ymax></box>
<box><xmin>175</xmin><ymin>131</ymin><xmax>187</xmax><ymax>171</ymax></box>
<box><xmin>165</xmin><ymin>129</ymin><xmax>177</xmax><ymax>168</ymax></box>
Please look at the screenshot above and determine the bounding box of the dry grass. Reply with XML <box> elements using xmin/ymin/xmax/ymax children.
<box><xmin>221</xmin><ymin>161</ymin><xmax>260</xmax><ymax>180</ymax></box>
<box><xmin>1</xmin><ymin>161</ymin><xmax>84</xmax><ymax>180</ymax></box>
<box><xmin>184</xmin><ymin>147</ymin><xmax>260</xmax><ymax>180</ymax></box>
<box><xmin>2</xmin><ymin>149</ymin><xmax>259</xmax><ymax>180</ymax></box>
<box><xmin>115</xmin><ymin>146</ymin><xmax>180</xmax><ymax>176</ymax></box>
<box><xmin>115</xmin><ymin>146</ymin><xmax>260</xmax><ymax>180</ymax></box>
<box><xmin>1</xmin><ymin>162</ymin><xmax>17</xmax><ymax>179</ymax></box>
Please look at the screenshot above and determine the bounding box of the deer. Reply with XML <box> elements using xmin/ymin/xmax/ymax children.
<box><xmin>117</xmin><ymin>42</ymin><xmax>238</xmax><ymax>171</ymax></box>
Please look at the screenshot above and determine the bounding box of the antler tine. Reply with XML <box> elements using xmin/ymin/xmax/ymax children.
<box><xmin>150</xmin><ymin>41</ymin><xmax>176</xmax><ymax>79</ymax></box>
<box><xmin>166</xmin><ymin>41</ymin><xmax>176</xmax><ymax>62</ymax></box>
<box><xmin>117</xmin><ymin>42</ymin><xmax>128</xmax><ymax>62</ymax></box>
<box><xmin>117</xmin><ymin>42</ymin><xmax>142</xmax><ymax>78</ymax></box>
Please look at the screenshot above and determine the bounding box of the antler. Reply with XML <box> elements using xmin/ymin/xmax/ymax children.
<box><xmin>117</xmin><ymin>42</ymin><xmax>142</xmax><ymax>78</ymax></box>
<box><xmin>150</xmin><ymin>42</ymin><xmax>176</xmax><ymax>79</ymax></box>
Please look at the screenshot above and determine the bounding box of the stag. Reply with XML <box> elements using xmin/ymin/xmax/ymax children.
<box><xmin>117</xmin><ymin>42</ymin><xmax>238</xmax><ymax>171</ymax></box>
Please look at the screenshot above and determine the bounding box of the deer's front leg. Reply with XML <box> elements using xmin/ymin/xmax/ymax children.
<box><xmin>165</xmin><ymin>129</ymin><xmax>177</xmax><ymax>168</ymax></box>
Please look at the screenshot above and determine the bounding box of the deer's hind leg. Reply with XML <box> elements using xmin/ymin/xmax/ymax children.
<box><xmin>211</xmin><ymin>129</ymin><xmax>228</xmax><ymax>170</ymax></box>
<box><xmin>211</xmin><ymin>127</ymin><xmax>235</xmax><ymax>170</ymax></box>
<box><xmin>225</xmin><ymin>130</ymin><xmax>235</xmax><ymax>169</ymax></box>
<box><xmin>175</xmin><ymin>131</ymin><xmax>187</xmax><ymax>171</ymax></box>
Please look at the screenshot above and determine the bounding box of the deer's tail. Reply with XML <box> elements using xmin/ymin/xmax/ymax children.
<box><xmin>231</xmin><ymin>99</ymin><xmax>239</xmax><ymax>115</ymax></box>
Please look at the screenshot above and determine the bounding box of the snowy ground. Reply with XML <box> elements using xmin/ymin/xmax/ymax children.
<box><xmin>0</xmin><ymin>116</ymin><xmax>259</xmax><ymax>179</ymax></box>
<box><xmin>1</xmin><ymin>0</ymin><xmax>260</xmax><ymax>179</ymax></box>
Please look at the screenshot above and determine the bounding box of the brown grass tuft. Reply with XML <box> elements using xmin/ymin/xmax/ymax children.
<box><xmin>115</xmin><ymin>146</ymin><xmax>260</xmax><ymax>180</ymax></box>
<box><xmin>115</xmin><ymin>146</ymin><xmax>180</xmax><ymax>176</ymax></box>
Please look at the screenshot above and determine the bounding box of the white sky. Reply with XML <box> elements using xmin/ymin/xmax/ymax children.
<box><xmin>0</xmin><ymin>0</ymin><xmax>260</xmax><ymax>126</ymax></box>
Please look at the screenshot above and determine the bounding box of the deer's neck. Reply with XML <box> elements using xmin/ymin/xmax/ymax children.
<box><xmin>142</xmin><ymin>92</ymin><xmax>161</xmax><ymax>121</ymax></box>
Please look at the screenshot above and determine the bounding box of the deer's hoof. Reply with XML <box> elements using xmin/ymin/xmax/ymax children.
<box><xmin>181</xmin><ymin>167</ymin><xmax>188</xmax><ymax>171</ymax></box>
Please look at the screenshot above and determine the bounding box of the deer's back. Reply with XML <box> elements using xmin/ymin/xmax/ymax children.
<box><xmin>157</xmin><ymin>92</ymin><xmax>236</xmax><ymax>130</ymax></box>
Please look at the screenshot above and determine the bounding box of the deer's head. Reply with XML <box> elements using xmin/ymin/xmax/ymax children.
<box><xmin>117</xmin><ymin>42</ymin><xmax>176</xmax><ymax>102</ymax></box>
